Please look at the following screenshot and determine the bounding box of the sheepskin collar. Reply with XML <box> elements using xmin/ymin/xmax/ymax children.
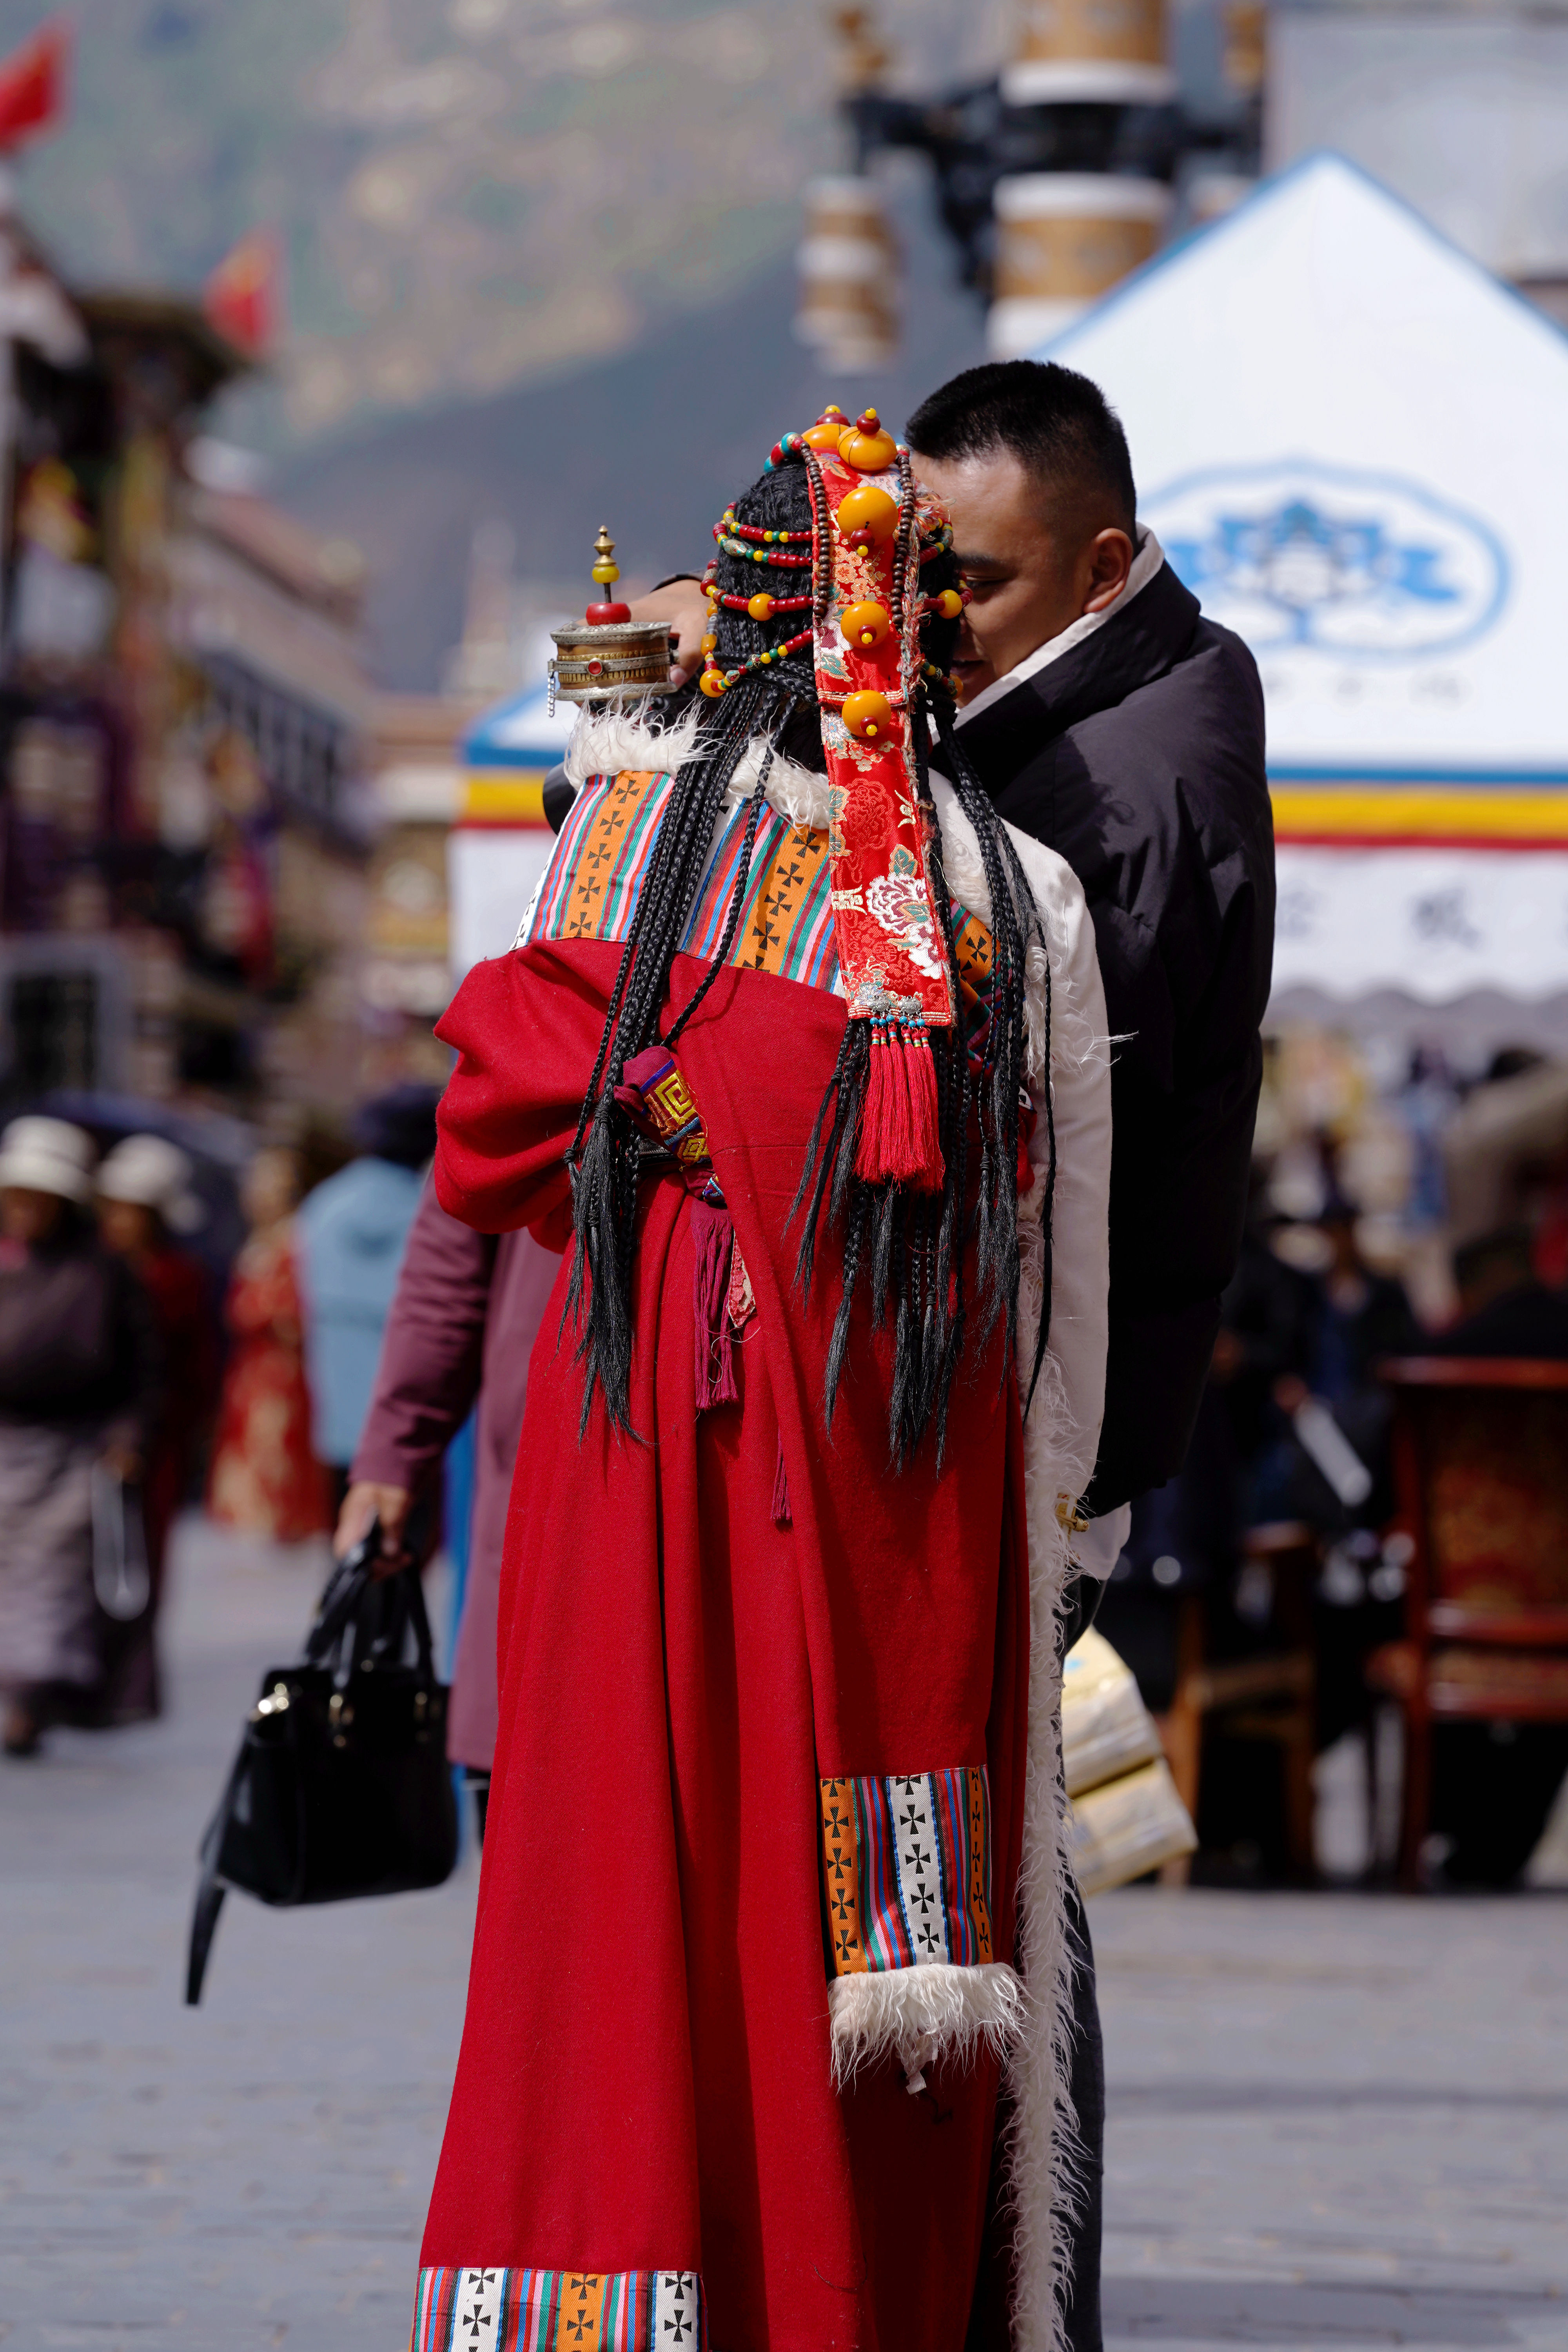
<box><xmin>563</xmin><ymin>707</ymin><xmax>834</xmax><ymax>829</ymax></box>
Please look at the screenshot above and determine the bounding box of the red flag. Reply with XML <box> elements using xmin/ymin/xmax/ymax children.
<box><xmin>203</xmin><ymin>229</ymin><xmax>283</xmax><ymax>358</ymax></box>
<box><xmin>0</xmin><ymin>20</ymin><xmax>68</xmax><ymax>149</ymax></box>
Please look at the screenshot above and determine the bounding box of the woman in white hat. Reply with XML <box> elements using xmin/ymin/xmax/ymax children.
<box><xmin>96</xmin><ymin>1136</ymin><xmax>216</xmax><ymax>1720</ymax></box>
<box><xmin>0</xmin><ymin>1118</ymin><xmax>159</xmax><ymax>1757</ymax></box>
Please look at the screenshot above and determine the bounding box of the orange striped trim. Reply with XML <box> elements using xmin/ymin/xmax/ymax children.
<box><xmin>967</xmin><ymin>1767</ymin><xmax>994</xmax><ymax>1964</ymax></box>
<box><xmin>560</xmin><ymin>769</ymin><xmax>662</xmax><ymax>939</ymax></box>
<box><xmin>557</xmin><ymin>2273</ymin><xmax>608</xmax><ymax>2349</ymax></box>
<box><xmin>736</xmin><ymin>825</ymin><xmax>832</xmax><ymax>978</ymax></box>
<box><xmin>820</xmin><ymin>1779</ymin><xmax>867</xmax><ymax>1975</ymax></box>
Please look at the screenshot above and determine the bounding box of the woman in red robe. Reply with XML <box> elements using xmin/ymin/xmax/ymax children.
<box><xmin>207</xmin><ymin>1148</ymin><xmax>333</xmax><ymax>1544</ymax></box>
<box><xmin>413</xmin><ymin>425</ymin><xmax>1111</xmax><ymax>2352</ymax></box>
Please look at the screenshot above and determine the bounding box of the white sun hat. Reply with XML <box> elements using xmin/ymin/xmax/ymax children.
<box><xmin>0</xmin><ymin>1115</ymin><xmax>96</xmax><ymax>1202</ymax></box>
<box><xmin>96</xmin><ymin>1133</ymin><xmax>205</xmax><ymax>1233</ymax></box>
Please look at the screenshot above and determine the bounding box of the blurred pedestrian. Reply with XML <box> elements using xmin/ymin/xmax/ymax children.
<box><xmin>0</xmin><ymin>1118</ymin><xmax>159</xmax><ymax>1756</ymax></box>
<box><xmin>1273</xmin><ymin>1196</ymin><xmax>1420</xmax><ymax>1531</ymax></box>
<box><xmin>334</xmin><ymin>1183</ymin><xmax>557</xmax><ymax>1837</ymax></box>
<box><xmin>295</xmin><ymin>1084</ymin><xmax>438</xmax><ymax>1511</ymax></box>
<box><xmin>1429</xmin><ymin>1226</ymin><xmax>1568</xmax><ymax>1358</ymax></box>
<box><xmin>208</xmin><ymin>1146</ymin><xmax>331</xmax><ymax>1543</ymax></box>
<box><xmin>96</xmin><ymin>1136</ymin><xmax>217</xmax><ymax>1716</ymax></box>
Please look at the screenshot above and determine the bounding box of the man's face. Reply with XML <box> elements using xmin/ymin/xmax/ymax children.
<box><xmin>911</xmin><ymin>446</ymin><xmax>1133</xmax><ymax>702</ymax></box>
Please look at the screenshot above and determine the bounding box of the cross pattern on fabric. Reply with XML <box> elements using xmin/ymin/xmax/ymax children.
<box><xmin>818</xmin><ymin>1768</ymin><xmax>994</xmax><ymax>1976</ymax></box>
<box><xmin>412</xmin><ymin>2267</ymin><xmax>706</xmax><ymax>2352</ymax></box>
<box><xmin>521</xmin><ymin>770</ymin><xmax>995</xmax><ymax>1048</ymax></box>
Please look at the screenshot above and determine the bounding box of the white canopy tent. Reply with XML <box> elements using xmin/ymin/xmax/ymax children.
<box><xmin>448</xmin><ymin>683</ymin><xmax>575</xmax><ymax>980</ymax></box>
<box><xmin>1034</xmin><ymin>152</ymin><xmax>1568</xmax><ymax>1049</ymax></box>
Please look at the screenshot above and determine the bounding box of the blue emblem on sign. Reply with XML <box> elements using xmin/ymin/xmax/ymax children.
<box><xmin>1143</xmin><ymin>458</ymin><xmax>1508</xmax><ymax>659</ymax></box>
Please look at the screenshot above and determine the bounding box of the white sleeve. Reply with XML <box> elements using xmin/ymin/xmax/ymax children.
<box><xmin>1007</xmin><ymin>824</ymin><xmax>1113</xmax><ymax>1517</ymax></box>
<box><xmin>927</xmin><ymin>775</ymin><xmax>1112</xmax><ymax>1517</ymax></box>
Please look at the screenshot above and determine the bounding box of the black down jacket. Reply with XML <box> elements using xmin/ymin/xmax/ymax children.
<box><xmin>957</xmin><ymin>557</ymin><xmax>1275</xmax><ymax>1510</ymax></box>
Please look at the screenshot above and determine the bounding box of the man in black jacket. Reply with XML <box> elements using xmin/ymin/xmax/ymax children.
<box><xmin>910</xmin><ymin>364</ymin><xmax>1272</xmax><ymax>2352</ymax></box>
<box><xmin>909</xmin><ymin>361</ymin><xmax>1274</xmax><ymax>1525</ymax></box>
<box><xmin>636</xmin><ymin>365</ymin><xmax>1273</xmax><ymax>1524</ymax></box>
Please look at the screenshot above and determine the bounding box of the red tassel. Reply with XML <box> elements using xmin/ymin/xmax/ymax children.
<box><xmin>690</xmin><ymin>1196</ymin><xmax>738</xmax><ymax>1411</ymax></box>
<box><xmin>771</xmin><ymin>1432</ymin><xmax>791</xmax><ymax>1528</ymax></box>
<box><xmin>855</xmin><ymin>1018</ymin><xmax>944</xmax><ymax>1192</ymax></box>
<box><xmin>855</xmin><ymin>1019</ymin><xmax>896</xmax><ymax>1183</ymax></box>
<box><xmin>902</xmin><ymin>1026</ymin><xmax>944</xmax><ymax>1194</ymax></box>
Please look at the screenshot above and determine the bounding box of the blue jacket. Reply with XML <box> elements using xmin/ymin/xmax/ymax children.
<box><xmin>296</xmin><ymin>1156</ymin><xmax>424</xmax><ymax>1467</ymax></box>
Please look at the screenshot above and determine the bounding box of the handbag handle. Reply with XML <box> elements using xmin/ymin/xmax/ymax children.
<box><xmin>345</xmin><ymin>1563</ymin><xmax>439</xmax><ymax>1684</ymax></box>
<box><xmin>304</xmin><ymin>1529</ymin><xmax>439</xmax><ymax>1686</ymax></box>
<box><xmin>185</xmin><ymin>1748</ymin><xmax>246</xmax><ymax>2004</ymax></box>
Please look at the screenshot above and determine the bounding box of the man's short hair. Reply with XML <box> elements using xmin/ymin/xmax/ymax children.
<box><xmin>907</xmin><ymin>360</ymin><xmax>1137</xmax><ymax>535</ymax></box>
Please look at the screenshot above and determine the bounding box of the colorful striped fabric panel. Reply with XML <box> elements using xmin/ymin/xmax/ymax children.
<box><xmin>520</xmin><ymin>769</ymin><xmax>993</xmax><ymax>1019</ymax></box>
<box><xmin>526</xmin><ymin>768</ymin><xmax>671</xmax><ymax>945</ymax></box>
<box><xmin>682</xmin><ymin>803</ymin><xmax>838</xmax><ymax>989</ymax></box>
<box><xmin>819</xmin><ymin>1768</ymin><xmax>994</xmax><ymax>1977</ymax></box>
<box><xmin>411</xmin><ymin>2266</ymin><xmax>705</xmax><ymax>2352</ymax></box>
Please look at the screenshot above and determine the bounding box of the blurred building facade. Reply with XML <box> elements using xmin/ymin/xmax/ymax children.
<box><xmin>0</xmin><ymin>198</ymin><xmax>404</xmax><ymax>1138</ymax></box>
<box><xmin>802</xmin><ymin>0</ymin><xmax>1568</xmax><ymax>364</ymax></box>
<box><xmin>363</xmin><ymin>693</ymin><xmax>470</xmax><ymax>1090</ymax></box>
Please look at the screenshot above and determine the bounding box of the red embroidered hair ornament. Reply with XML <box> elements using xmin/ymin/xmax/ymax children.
<box><xmin>699</xmin><ymin>411</ymin><xmax>962</xmax><ymax>1195</ymax></box>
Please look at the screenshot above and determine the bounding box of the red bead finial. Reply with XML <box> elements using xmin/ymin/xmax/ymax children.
<box><xmin>585</xmin><ymin>523</ymin><xmax>631</xmax><ymax>625</ymax></box>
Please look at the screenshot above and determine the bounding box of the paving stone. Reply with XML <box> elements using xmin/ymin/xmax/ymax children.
<box><xmin>5</xmin><ymin>1519</ymin><xmax>1566</xmax><ymax>2350</ymax></box>
<box><xmin>1092</xmin><ymin>1883</ymin><xmax>1568</xmax><ymax>2348</ymax></box>
<box><xmin>0</xmin><ymin>1519</ymin><xmax>476</xmax><ymax>2350</ymax></box>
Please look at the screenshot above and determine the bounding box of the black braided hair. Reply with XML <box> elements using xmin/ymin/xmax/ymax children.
<box><xmin>926</xmin><ymin>676</ymin><xmax>1056</xmax><ymax>1415</ymax></box>
<box><xmin>566</xmin><ymin>447</ymin><xmax>1053</xmax><ymax>1459</ymax></box>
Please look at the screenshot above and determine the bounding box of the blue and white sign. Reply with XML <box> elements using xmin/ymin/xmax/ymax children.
<box><xmin>1037</xmin><ymin>152</ymin><xmax>1568</xmax><ymax>779</ymax></box>
<box><xmin>1146</xmin><ymin>459</ymin><xmax>1507</xmax><ymax>661</ymax></box>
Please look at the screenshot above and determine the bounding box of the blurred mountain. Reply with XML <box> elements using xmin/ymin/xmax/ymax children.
<box><xmin>269</xmin><ymin>198</ymin><xmax>989</xmax><ymax>690</ymax></box>
<box><xmin>0</xmin><ymin>0</ymin><xmax>1011</xmax><ymax>684</ymax></box>
<box><xmin>0</xmin><ymin>0</ymin><xmax>1008</xmax><ymax>452</ymax></box>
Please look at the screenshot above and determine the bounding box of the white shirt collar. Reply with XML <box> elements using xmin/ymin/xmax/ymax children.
<box><xmin>953</xmin><ymin>526</ymin><xmax>1167</xmax><ymax>730</ymax></box>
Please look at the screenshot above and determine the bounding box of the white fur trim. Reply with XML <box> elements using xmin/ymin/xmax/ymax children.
<box><xmin>561</xmin><ymin>708</ymin><xmax>833</xmax><ymax>829</ymax></box>
<box><xmin>1004</xmin><ymin>835</ymin><xmax>1112</xmax><ymax>2352</ymax></box>
<box><xmin>1006</xmin><ymin>1325</ymin><xmax>1087</xmax><ymax>2352</ymax></box>
<box><xmin>827</xmin><ymin>1962</ymin><xmax>1027</xmax><ymax>2092</ymax></box>
<box><xmin>930</xmin><ymin>776</ymin><xmax>1112</xmax><ymax>2350</ymax></box>
<box><xmin>723</xmin><ymin>737</ymin><xmax>834</xmax><ymax>828</ymax></box>
<box><xmin>561</xmin><ymin>702</ymin><xmax>699</xmax><ymax>792</ymax></box>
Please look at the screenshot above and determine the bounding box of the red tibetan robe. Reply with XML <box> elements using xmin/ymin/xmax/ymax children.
<box><xmin>412</xmin><ymin>728</ymin><xmax>1111</xmax><ymax>2352</ymax></box>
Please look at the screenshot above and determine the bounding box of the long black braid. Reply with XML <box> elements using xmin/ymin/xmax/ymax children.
<box><xmin>928</xmin><ymin>683</ymin><xmax>1056</xmax><ymax>1413</ymax></box>
<box><xmin>566</xmin><ymin>448</ymin><xmax>1054</xmax><ymax>1457</ymax></box>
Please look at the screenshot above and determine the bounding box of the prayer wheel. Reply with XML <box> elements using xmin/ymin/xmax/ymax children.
<box><xmin>1002</xmin><ymin>0</ymin><xmax>1176</xmax><ymax>105</ymax></box>
<box><xmin>988</xmin><ymin>173</ymin><xmax>1171</xmax><ymax>355</ymax></box>
<box><xmin>795</xmin><ymin>175</ymin><xmax>898</xmax><ymax>372</ymax></box>
<box><xmin>547</xmin><ymin>526</ymin><xmax>681</xmax><ymax>709</ymax></box>
<box><xmin>548</xmin><ymin>618</ymin><xmax>680</xmax><ymax>705</ymax></box>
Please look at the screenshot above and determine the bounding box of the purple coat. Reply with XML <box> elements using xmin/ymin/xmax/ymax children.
<box><xmin>350</xmin><ymin>1178</ymin><xmax>556</xmax><ymax>1771</ymax></box>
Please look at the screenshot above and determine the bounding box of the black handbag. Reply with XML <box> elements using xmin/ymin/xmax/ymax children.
<box><xmin>185</xmin><ymin>1532</ymin><xmax>459</xmax><ymax>2004</ymax></box>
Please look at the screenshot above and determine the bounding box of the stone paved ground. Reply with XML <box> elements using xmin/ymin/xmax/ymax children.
<box><xmin>4</xmin><ymin>1519</ymin><xmax>1566</xmax><ymax>2352</ymax></box>
<box><xmin>1</xmin><ymin>1519</ymin><xmax>477</xmax><ymax>2352</ymax></box>
<box><xmin>1093</xmin><ymin>1891</ymin><xmax>1568</xmax><ymax>2349</ymax></box>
